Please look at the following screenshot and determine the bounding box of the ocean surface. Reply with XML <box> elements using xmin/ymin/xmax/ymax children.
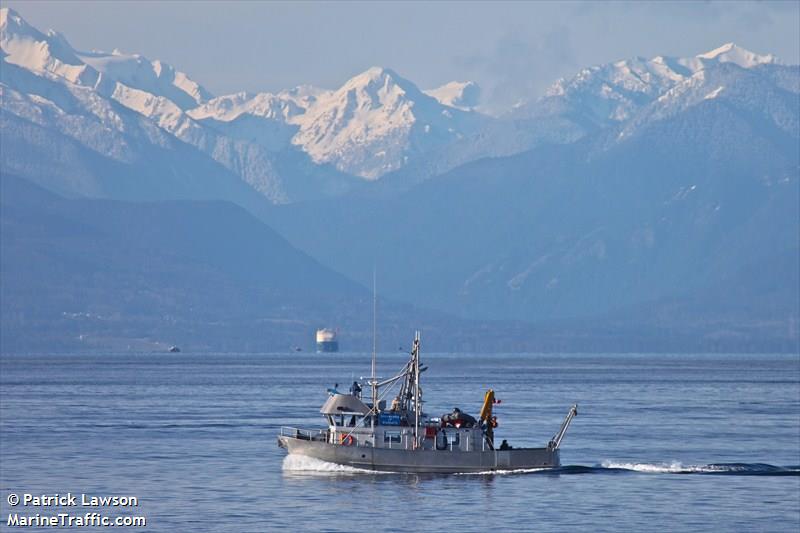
<box><xmin>1</xmin><ymin>352</ymin><xmax>798</xmax><ymax>532</ymax></box>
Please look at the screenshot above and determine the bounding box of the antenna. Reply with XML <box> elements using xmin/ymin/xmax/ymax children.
<box><xmin>372</xmin><ymin>267</ymin><xmax>377</xmax><ymax>383</ymax></box>
<box><xmin>371</xmin><ymin>266</ymin><xmax>377</xmax><ymax>429</ymax></box>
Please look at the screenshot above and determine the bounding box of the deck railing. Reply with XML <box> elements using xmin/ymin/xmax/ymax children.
<box><xmin>280</xmin><ymin>426</ymin><xmax>328</xmax><ymax>442</ymax></box>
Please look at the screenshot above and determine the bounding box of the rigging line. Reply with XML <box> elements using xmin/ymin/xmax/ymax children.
<box><xmin>341</xmin><ymin>369</ymin><xmax>407</xmax><ymax>440</ymax></box>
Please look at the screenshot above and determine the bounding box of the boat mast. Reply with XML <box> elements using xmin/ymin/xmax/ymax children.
<box><xmin>413</xmin><ymin>331</ymin><xmax>421</xmax><ymax>448</ymax></box>
<box><xmin>371</xmin><ymin>267</ymin><xmax>377</xmax><ymax>431</ymax></box>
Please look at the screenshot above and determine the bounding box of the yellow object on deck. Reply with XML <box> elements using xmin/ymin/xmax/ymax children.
<box><xmin>479</xmin><ymin>389</ymin><xmax>494</xmax><ymax>422</ymax></box>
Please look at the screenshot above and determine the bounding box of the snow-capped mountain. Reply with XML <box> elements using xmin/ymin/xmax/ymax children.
<box><xmin>1</xmin><ymin>8</ymin><xmax>96</xmax><ymax>86</ymax></box>
<box><xmin>513</xmin><ymin>43</ymin><xmax>781</xmax><ymax>133</ymax></box>
<box><xmin>387</xmin><ymin>44</ymin><xmax>792</xmax><ymax>188</ymax></box>
<box><xmin>291</xmin><ymin>67</ymin><xmax>488</xmax><ymax>179</ymax></box>
<box><xmin>424</xmin><ymin>81</ymin><xmax>481</xmax><ymax>110</ymax></box>
<box><xmin>1</xmin><ymin>8</ymin><xmax>492</xmax><ymax>195</ymax></box>
<box><xmin>186</xmin><ymin>67</ymin><xmax>489</xmax><ymax>179</ymax></box>
<box><xmin>2</xmin><ymin>6</ymin><xmax>796</xmax><ymax>207</ymax></box>
<box><xmin>611</xmin><ymin>60</ymin><xmax>799</xmax><ymax>150</ymax></box>
<box><xmin>79</xmin><ymin>50</ymin><xmax>212</xmax><ymax>110</ymax></box>
<box><xmin>0</xmin><ymin>8</ymin><xmax>358</xmax><ymax>204</ymax></box>
<box><xmin>696</xmin><ymin>42</ymin><xmax>777</xmax><ymax>67</ymax></box>
<box><xmin>1</xmin><ymin>8</ymin><xmax>211</xmax><ymax>109</ymax></box>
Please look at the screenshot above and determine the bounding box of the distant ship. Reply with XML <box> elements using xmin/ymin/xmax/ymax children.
<box><xmin>316</xmin><ymin>328</ymin><xmax>339</xmax><ymax>353</ymax></box>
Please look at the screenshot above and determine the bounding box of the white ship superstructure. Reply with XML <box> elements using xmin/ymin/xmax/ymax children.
<box><xmin>315</xmin><ymin>328</ymin><xmax>339</xmax><ymax>352</ymax></box>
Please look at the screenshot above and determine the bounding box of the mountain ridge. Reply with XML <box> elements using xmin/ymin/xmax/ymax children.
<box><xmin>6</xmin><ymin>6</ymin><xmax>792</xmax><ymax>202</ymax></box>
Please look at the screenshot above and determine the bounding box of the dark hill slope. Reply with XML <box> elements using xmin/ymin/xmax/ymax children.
<box><xmin>0</xmin><ymin>175</ymin><xmax>371</xmax><ymax>352</ymax></box>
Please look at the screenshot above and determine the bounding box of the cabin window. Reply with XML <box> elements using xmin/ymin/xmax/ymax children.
<box><xmin>383</xmin><ymin>431</ymin><xmax>401</xmax><ymax>444</ymax></box>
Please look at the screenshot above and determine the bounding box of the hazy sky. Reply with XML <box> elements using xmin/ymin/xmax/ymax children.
<box><xmin>7</xmin><ymin>1</ymin><xmax>800</xmax><ymax>111</ymax></box>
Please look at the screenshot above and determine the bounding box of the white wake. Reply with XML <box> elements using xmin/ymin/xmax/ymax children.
<box><xmin>455</xmin><ymin>467</ymin><xmax>551</xmax><ymax>476</ymax></box>
<box><xmin>601</xmin><ymin>460</ymin><xmax>742</xmax><ymax>473</ymax></box>
<box><xmin>282</xmin><ymin>454</ymin><xmax>386</xmax><ymax>474</ymax></box>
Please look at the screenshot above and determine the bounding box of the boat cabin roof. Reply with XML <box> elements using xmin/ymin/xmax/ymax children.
<box><xmin>320</xmin><ymin>393</ymin><xmax>370</xmax><ymax>415</ymax></box>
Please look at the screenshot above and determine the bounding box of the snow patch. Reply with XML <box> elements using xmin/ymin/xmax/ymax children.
<box><xmin>425</xmin><ymin>80</ymin><xmax>481</xmax><ymax>110</ymax></box>
<box><xmin>704</xmin><ymin>86</ymin><xmax>725</xmax><ymax>100</ymax></box>
<box><xmin>696</xmin><ymin>42</ymin><xmax>776</xmax><ymax>68</ymax></box>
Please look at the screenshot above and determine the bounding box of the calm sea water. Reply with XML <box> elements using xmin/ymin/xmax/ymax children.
<box><xmin>1</xmin><ymin>352</ymin><xmax>798</xmax><ymax>532</ymax></box>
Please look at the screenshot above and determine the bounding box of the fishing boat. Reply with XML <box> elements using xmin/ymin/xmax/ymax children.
<box><xmin>277</xmin><ymin>332</ymin><xmax>578</xmax><ymax>473</ymax></box>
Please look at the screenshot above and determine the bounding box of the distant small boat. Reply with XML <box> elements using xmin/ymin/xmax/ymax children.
<box><xmin>168</xmin><ymin>346</ymin><xmax>181</xmax><ymax>353</ymax></box>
